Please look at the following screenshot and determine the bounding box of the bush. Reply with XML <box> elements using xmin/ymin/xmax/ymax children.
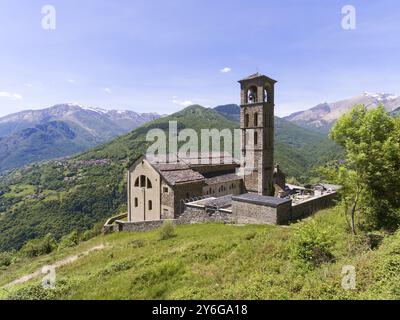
<box><xmin>98</xmin><ymin>259</ymin><xmax>135</xmax><ymax>277</ymax></box>
<box><xmin>0</xmin><ymin>251</ymin><xmax>14</xmax><ymax>267</ymax></box>
<box><xmin>20</xmin><ymin>234</ymin><xmax>57</xmax><ymax>258</ymax></box>
<box><xmin>81</xmin><ymin>221</ymin><xmax>105</xmax><ymax>241</ymax></box>
<box><xmin>58</xmin><ymin>231</ymin><xmax>79</xmax><ymax>250</ymax></box>
<box><xmin>6</xmin><ymin>279</ymin><xmax>74</xmax><ymax>300</ymax></box>
<box><xmin>244</xmin><ymin>231</ymin><xmax>257</xmax><ymax>240</ymax></box>
<box><xmin>289</xmin><ymin>221</ymin><xmax>335</xmax><ymax>269</ymax></box>
<box><xmin>130</xmin><ymin>239</ymin><xmax>146</xmax><ymax>248</ymax></box>
<box><xmin>158</xmin><ymin>221</ymin><xmax>176</xmax><ymax>241</ymax></box>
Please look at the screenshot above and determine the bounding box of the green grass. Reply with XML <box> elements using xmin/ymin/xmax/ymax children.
<box><xmin>3</xmin><ymin>185</ymin><xmax>36</xmax><ymax>198</ymax></box>
<box><xmin>2</xmin><ymin>206</ymin><xmax>400</xmax><ymax>300</ymax></box>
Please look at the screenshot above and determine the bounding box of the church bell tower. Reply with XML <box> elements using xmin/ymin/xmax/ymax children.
<box><xmin>239</xmin><ymin>73</ymin><xmax>276</xmax><ymax>196</ymax></box>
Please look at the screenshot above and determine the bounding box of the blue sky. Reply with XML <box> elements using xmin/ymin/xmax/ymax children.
<box><xmin>0</xmin><ymin>0</ymin><xmax>399</xmax><ymax>117</ymax></box>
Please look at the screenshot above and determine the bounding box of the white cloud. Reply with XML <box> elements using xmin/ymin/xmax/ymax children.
<box><xmin>172</xmin><ymin>98</ymin><xmax>194</xmax><ymax>107</ymax></box>
<box><xmin>0</xmin><ymin>91</ymin><xmax>23</xmax><ymax>100</ymax></box>
<box><xmin>104</xmin><ymin>88</ymin><xmax>112</xmax><ymax>94</ymax></box>
<box><xmin>67</xmin><ymin>79</ymin><xmax>76</xmax><ymax>84</ymax></box>
<box><xmin>220</xmin><ymin>67</ymin><xmax>232</xmax><ymax>73</ymax></box>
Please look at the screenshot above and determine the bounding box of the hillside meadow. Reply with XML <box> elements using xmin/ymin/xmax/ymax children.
<box><xmin>1</xmin><ymin>206</ymin><xmax>400</xmax><ymax>300</ymax></box>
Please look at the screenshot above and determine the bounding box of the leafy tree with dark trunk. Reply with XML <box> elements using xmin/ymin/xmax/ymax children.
<box><xmin>326</xmin><ymin>105</ymin><xmax>400</xmax><ymax>234</ymax></box>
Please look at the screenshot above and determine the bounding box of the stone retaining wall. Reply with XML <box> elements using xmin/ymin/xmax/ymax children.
<box><xmin>291</xmin><ymin>192</ymin><xmax>337</xmax><ymax>221</ymax></box>
<box><xmin>103</xmin><ymin>213</ymin><xmax>128</xmax><ymax>234</ymax></box>
<box><xmin>178</xmin><ymin>205</ymin><xmax>234</xmax><ymax>224</ymax></box>
<box><xmin>115</xmin><ymin>219</ymin><xmax>177</xmax><ymax>232</ymax></box>
<box><xmin>232</xmin><ymin>200</ymin><xmax>292</xmax><ymax>225</ymax></box>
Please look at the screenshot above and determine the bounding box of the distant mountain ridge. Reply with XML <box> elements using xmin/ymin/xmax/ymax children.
<box><xmin>284</xmin><ymin>92</ymin><xmax>400</xmax><ymax>133</ymax></box>
<box><xmin>0</xmin><ymin>103</ymin><xmax>160</xmax><ymax>138</ymax></box>
<box><xmin>391</xmin><ymin>106</ymin><xmax>400</xmax><ymax>117</ymax></box>
<box><xmin>0</xmin><ymin>104</ymin><xmax>161</xmax><ymax>172</ymax></box>
<box><xmin>214</xmin><ymin>104</ymin><xmax>240</xmax><ymax>122</ymax></box>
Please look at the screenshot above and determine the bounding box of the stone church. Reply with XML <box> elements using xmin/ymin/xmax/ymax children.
<box><xmin>126</xmin><ymin>73</ymin><xmax>287</xmax><ymax>223</ymax></box>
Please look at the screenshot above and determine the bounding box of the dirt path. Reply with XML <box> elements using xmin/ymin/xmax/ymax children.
<box><xmin>2</xmin><ymin>244</ymin><xmax>108</xmax><ymax>289</ymax></box>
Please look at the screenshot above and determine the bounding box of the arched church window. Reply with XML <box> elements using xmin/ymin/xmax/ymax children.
<box><xmin>148</xmin><ymin>200</ymin><xmax>152</xmax><ymax>211</ymax></box>
<box><xmin>134</xmin><ymin>177</ymin><xmax>139</xmax><ymax>187</ymax></box>
<box><xmin>245</xmin><ymin>114</ymin><xmax>250</xmax><ymax>127</ymax></box>
<box><xmin>140</xmin><ymin>175</ymin><xmax>146</xmax><ymax>188</ymax></box>
<box><xmin>254</xmin><ymin>132</ymin><xmax>258</xmax><ymax>146</ymax></box>
<box><xmin>254</xmin><ymin>112</ymin><xmax>258</xmax><ymax>126</ymax></box>
<box><xmin>147</xmin><ymin>178</ymin><xmax>152</xmax><ymax>189</ymax></box>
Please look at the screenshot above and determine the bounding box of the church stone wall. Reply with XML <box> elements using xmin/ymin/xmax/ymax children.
<box><xmin>291</xmin><ymin>192</ymin><xmax>337</xmax><ymax>221</ymax></box>
<box><xmin>116</xmin><ymin>219</ymin><xmax>177</xmax><ymax>232</ymax></box>
<box><xmin>178</xmin><ymin>205</ymin><xmax>234</xmax><ymax>224</ymax></box>
<box><xmin>161</xmin><ymin>182</ymin><xmax>175</xmax><ymax>219</ymax></box>
<box><xmin>232</xmin><ymin>200</ymin><xmax>292</xmax><ymax>225</ymax></box>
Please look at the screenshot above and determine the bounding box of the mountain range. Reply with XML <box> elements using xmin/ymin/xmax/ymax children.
<box><xmin>2</xmin><ymin>91</ymin><xmax>396</xmax><ymax>173</ymax></box>
<box><xmin>284</xmin><ymin>92</ymin><xmax>400</xmax><ymax>133</ymax></box>
<box><xmin>0</xmin><ymin>104</ymin><xmax>161</xmax><ymax>172</ymax></box>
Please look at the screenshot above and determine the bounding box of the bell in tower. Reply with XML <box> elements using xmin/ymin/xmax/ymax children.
<box><xmin>238</xmin><ymin>72</ymin><xmax>277</xmax><ymax>196</ymax></box>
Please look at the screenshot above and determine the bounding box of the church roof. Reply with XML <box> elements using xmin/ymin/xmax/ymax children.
<box><xmin>135</xmin><ymin>154</ymin><xmax>241</xmax><ymax>186</ymax></box>
<box><xmin>232</xmin><ymin>193</ymin><xmax>292</xmax><ymax>207</ymax></box>
<box><xmin>160</xmin><ymin>169</ymin><xmax>204</xmax><ymax>185</ymax></box>
<box><xmin>204</xmin><ymin>173</ymin><xmax>242</xmax><ymax>186</ymax></box>
<box><xmin>152</xmin><ymin>163</ymin><xmax>190</xmax><ymax>171</ymax></box>
<box><xmin>239</xmin><ymin>72</ymin><xmax>277</xmax><ymax>84</ymax></box>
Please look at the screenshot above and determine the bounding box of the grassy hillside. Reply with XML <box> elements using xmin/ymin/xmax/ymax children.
<box><xmin>0</xmin><ymin>105</ymin><xmax>342</xmax><ymax>252</ymax></box>
<box><xmin>2</xmin><ymin>207</ymin><xmax>400</xmax><ymax>300</ymax></box>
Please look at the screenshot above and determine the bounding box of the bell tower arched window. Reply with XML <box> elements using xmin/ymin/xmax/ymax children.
<box><xmin>264</xmin><ymin>88</ymin><xmax>272</xmax><ymax>103</ymax></box>
<box><xmin>254</xmin><ymin>112</ymin><xmax>258</xmax><ymax>126</ymax></box>
<box><xmin>247</xmin><ymin>86</ymin><xmax>258</xmax><ymax>103</ymax></box>
<box><xmin>245</xmin><ymin>114</ymin><xmax>250</xmax><ymax>127</ymax></box>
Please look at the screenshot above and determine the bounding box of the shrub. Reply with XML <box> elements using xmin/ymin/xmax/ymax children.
<box><xmin>289</xmin><ymin>221</ymin><xmax>335</xmax><ymax>269</ymax></box>
<box><xmin>244</xmin><ymin>231</ymin><xmax>257</xmax><ymax>240</ymax></box>
<box><xmin>130</xmin><ymin>239</ymin><xmax>146</xmax><ymax>248</ymax></box>
<box><xmin>98</xmin><ymin>259</ymin><xmax>134</xmax><ymax>277</ymax></box>
<box><xmin>6</xmin><ymin>279</ymin><xmax>75</xmax><ymax>300</ymax></box>
<box><xmin>58</xmin><ymin>231</ymin><xmax>79</xmax><ymax>250</ymax></box>
<box><xmin>0</xmin><ymin>251</ymin><xmax>14</xmax><ymax>267</ymax></box>
<box><xmin>158</xmin><ymin>221</ymin><xmax>176</xmax><ymax>241</ymax></box>
<box><xmin>20</xmin><ymin>234</ymin><xmax>57</xmax><ymax>258</ymax></box>
<box><xmin>81</xmin><ymin>221</ymin><xmax>104</xmax><ymax>241</ymax></box>
<box><xmin>81</xmin><ymin>230</ymin><xmax>94</xmax><ymax>242</ymax></box>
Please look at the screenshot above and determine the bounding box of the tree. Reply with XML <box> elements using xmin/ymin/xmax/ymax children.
<box><xmin>327</xmin><ymin>105</ymin><xmax>400</xmax><ymax>233</ymax></box>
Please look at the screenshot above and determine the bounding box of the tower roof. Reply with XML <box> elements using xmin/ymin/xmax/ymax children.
<box><xmin>238</xmin><ymin>72</ymin><xmax>277</xmax><ymax>84</ymax></box>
